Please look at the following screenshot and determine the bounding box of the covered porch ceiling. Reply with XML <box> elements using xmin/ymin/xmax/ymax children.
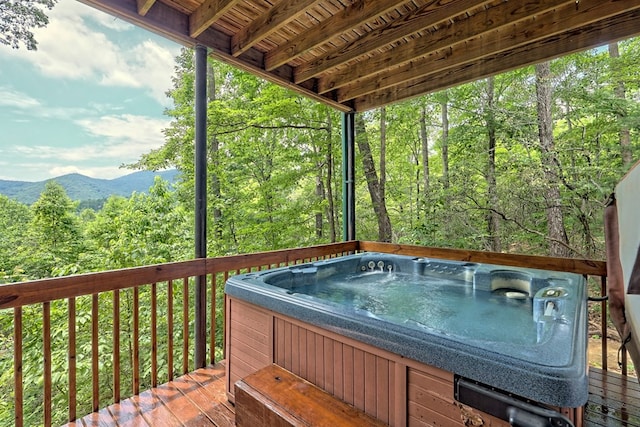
<box><xmin>79</xmin><ymin>0</ymin><xmax>640</xmax><ymax>112</ymax></box>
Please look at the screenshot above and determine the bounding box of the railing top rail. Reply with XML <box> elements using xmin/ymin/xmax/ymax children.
<box><xmin>0</xmin><ymin>241</ymin><xmax>606</xmax><ymax>310</ymax></box>
<box><xmin>204</xmin><ymin>241</ymin><xmax>358</xmax><ymax>273</ymax></box>
<box><xmin>0</xmin><ymin>242</ymin><xmax>358</xmax><ymax>310</ymax></box>
<box><xmin>0</xmin><ymin>259</ymin><xmax>206</xmax><ymax>310</ymax></box>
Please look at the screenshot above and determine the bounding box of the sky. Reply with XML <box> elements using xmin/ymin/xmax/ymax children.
<box><xmin>0</xmin><ymin>0</ymin><xmax>183</xmax><ymax>182</ymax></box>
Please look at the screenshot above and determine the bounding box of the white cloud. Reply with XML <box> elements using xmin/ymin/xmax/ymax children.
<box><xmin>0</xmin><ymin>161</ymin><xmax>129</xmax><ymax>181</ymax></box>
<box><xmin>0</xmin><ymin>0</ymin><xmax>180</xmax><ymax>106</ymax></box>
<box><xmin>49</xmin><ymin>164</ymin><xmax>131</xmax><ymax>179</ymax></box>
<box><xmin>0</xmin><ymin>86</ymin><xmax>93</xmax><ymax>120</ymax></box>
<box><xmin>12</xmin><ymin>114</ymin><xmax>170</xmax><ymax>163</ymax></box>
<box><xmin>75</xmin><ymin>114</ymin><xmax>171</xmax><ymax>156</ymax></box>
<box><xmin>5</xmin><ymin>113</ymin><xmax>170</xmax><ymax>181</ymax></box>
<box><xmin>0</xmin><ymin>87</ymin><xmax>42</xmax><ymax>109</ymax></box>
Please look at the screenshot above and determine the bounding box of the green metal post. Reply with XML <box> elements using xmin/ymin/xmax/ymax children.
<box><xmin>341</xmin><ymin>112</ymin><xmax>355</xmax><ymax>241</ymax></box>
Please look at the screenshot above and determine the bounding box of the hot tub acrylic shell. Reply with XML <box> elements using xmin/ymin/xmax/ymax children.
<box><xmin>224</xmin><ymin>253</ymin><xmax>588</xmax><ymax>423</ymax></box>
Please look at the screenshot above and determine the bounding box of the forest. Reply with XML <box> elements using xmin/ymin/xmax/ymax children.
<box><xmin>0</xmin><ymin>37</ymin><xmax>638</xmax><ymax>425</ymax></box>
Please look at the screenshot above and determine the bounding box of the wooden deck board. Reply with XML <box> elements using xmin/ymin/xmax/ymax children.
<box><xmin>585</xmin><ymin>368</ymin><xmax>640</xmax><ymax>426</ymax></box>
<box><xmin>62</xmin><ymin>364</ymin><xmax>640</xmax><ymax>427</ymax></box>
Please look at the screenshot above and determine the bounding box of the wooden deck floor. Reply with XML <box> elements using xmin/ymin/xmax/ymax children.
<box><xmin>585</xmin><ymin>368</ymin><xmax>640</xmax><ymax>426</ymax></box>
<box><xmin>62</xmin><ymin>365</ymin><xmax>639</xmax><ymax>426</ymax></box>
<box><xmin>63</xmin><ymin>363</ymin><xmax>234</xmax><ymax>427</ymax></box>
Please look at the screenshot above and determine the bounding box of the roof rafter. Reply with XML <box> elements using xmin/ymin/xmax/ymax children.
<box><xmin>136</xmin><ymin>0</ymin><xmax>155</xmax><ymax>16</ymax></box>
<box><xmin>189</xmin><ymin>0</ymin><xmax>240</xmax><ymax>38</ymax></box>
<box><xmin>264</xmin><ymin>0</ymin><xmax>404</xmax><ymax>71</ymax></box>
<box><xmin>335</xmin><ymin>0</ymin><xmax>637</xmax><ymax>102</ymax></box>
<box><xmin>231</xmin><ymin>0</ymin><xmax>321</xmax><ymax>57</ymax></box>
<box><xmin>80</xmin><ymin>0</ymin><xmax>640</xmax><ymax>112</ymax></box>
<box><xmin>310</xmin><ymin>0</ymin><xmax>574</xmax><ymax>89</ymax></box>
<box><xmin>293</xmin><ymin>0</ymin><xmax>494</xmax><ymax>84</ymax></box>
<box><xmin>354</xmin><ymin>8</ymin><xmax>640</xmax><ymax>111</ymax></box>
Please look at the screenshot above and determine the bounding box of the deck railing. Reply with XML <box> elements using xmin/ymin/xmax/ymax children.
<box><xmin>0</xmin><ymin>242</ymin><xmax>356</xmax><ymax>427</ymax></box>
<box><xmin>0</xmin><ymin>241</ymin><xmax>620</xmax><ymax>426</ymax></box>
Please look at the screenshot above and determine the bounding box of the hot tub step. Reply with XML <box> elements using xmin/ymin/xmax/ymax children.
<box><xmin>234</xmin><ymin>364</ymin><xmax>387</xmax><ymax>427</ymax></box>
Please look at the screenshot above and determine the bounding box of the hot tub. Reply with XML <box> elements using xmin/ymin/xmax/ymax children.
<box><xmin>225</xmin><ymin>253</ymin><xmax>587</xmax><ymax>426</ymax></box>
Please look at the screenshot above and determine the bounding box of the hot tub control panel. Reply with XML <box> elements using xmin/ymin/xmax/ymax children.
<box><xmin>454</xmin><ymin>375</ymin><xmax>574</xmax><ymax>427</ymax></box>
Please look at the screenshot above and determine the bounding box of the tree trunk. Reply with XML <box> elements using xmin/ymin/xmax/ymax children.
<box><xmin>355</xmin><ymin>113</ymin><xmax>392</xmax><ymax>242</ymax></box>
<box><xmin>485</xmin><ymin>77</ymin><xmax>501</xmax><ymax>252</ymax></box>
<box><xmin>207</xmin><ymin>61</ymin><xmax>223</xmax><ymax>241</ymax></box>
<box><xmin>535</xmin><ymin>62</ymin><xmax>570</xmax><ymax>257</ymax></box>
<box><xmin>441</xmin><ymin>96</ymin><xmax>450</xmax><ymax>190</ymax></box>
<box><xmin>315</xmin><ymin>175</ymin><xmax>323</xmax><ymax>238</ymax></box>
<box><xmin>380</xmin><ymin>107</ymin><xmax>387</xmax><ymax>204</ymax></box>
<box><xmin>608</xmin><ymin>42</ymin><xmax>633</xmax><ymax>168</ymax></box>
<box><xmin>420</xmin><ymin>104</ymin><xmax>430</xmax><ymax>195</ymax></box>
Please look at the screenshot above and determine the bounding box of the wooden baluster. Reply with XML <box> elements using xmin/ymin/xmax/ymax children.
<box><xmin>44</xmin><ymin>302</ymin><xmax>52</xmax><ymax>427</ymax></box>
<box><xmin>151</xmin><ymin>283</ymin><xmax>157</xmax><ymax>387</ymax></box>
<box><xmin>210</xmin><ymin>274</ymin><xmax>216</xmax><ymax>364</ymax></box>
<box><xmin>223</xmin><ymin>271</ymin><xmax>229</xmax><ymax>360</ymax></box>
<box><xmin>113</xmin><ymin>290</ymin><xmax>120</xmax><ymax>403</ymax></box>
<box><xmin>168</xmin><ymin>280</ymin><xmax>174</xmax><ymax>381</ymax></box>
<box><xmin>14</xmin><ymin>307</ymin><xmax>23</xmax><ymax>427</ymax></box>
<box><xmin>133</xmin><ymin>287</ymin><xmax>140</xmax><ymax>395</ymax></box>
<box><xmin>601</xmin><ymin>276</ymin><xmax>608</xmax><ymax>371</ymax></box>
<box><xmin>92</xmin><ymin>293</ymin><xmax>99</xmax><ymax>412</ymax></box>
<box><xmin>182</xmin><ymin>277</ymin><xmax>189</xmax><ymax>375</ymax></box>
<box><xmin>68</xmin><ymin>297</ymin><xmax>76</xmax><ymax>422</ymax></box>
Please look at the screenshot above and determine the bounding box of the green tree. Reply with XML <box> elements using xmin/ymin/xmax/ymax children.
<box><xmin>133</xmin><ymin>49</ymin><xmax>341</xmax><ymax>254</ymax></box>
<box><xmin>0</xmin><ymin>0</ymin><xmax>57</xmax><ymax>50</ymax></box>
<box><xmin>86</xmin><ymin>177</ymin><xmax>191</xmax><ymax>269</ymax></box>
<box><xmin>0</xmin><ymin>195</ymin><xmax>31</xmax><ymax>282</ymax></box>
<box><xmin>17</xmin><ymin>181</ymin><xmax>82</xmax><ymax>278</ymax></box>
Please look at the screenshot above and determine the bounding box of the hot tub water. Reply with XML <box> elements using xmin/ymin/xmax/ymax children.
<box><xmin>288</xmin><ymin>271</ymin><xmax>541</xmax><ymax>345</ymax></box>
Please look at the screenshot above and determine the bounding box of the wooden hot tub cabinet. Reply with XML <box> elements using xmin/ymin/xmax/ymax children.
<box><xmin>225</xmin><ymin>296</ymin><xmax>583</xmax><ymax>427</ymax></box>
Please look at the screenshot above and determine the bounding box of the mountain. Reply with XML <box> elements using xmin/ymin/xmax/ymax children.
<box><xmin>0</xmin><ymin>170</ymin><xmax>179</xmax><ymax>205</ymax></box>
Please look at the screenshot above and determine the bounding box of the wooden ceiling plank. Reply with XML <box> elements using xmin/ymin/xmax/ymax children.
<box><xmin>189</xmin><ymin>0</ymin><xmax>240</xmax><ymax>38</ymax></box>
<box><xmin>314</xmin><ymin>0</ymin><xmax>575</xmax><ymax>92</ymax></box>
<box><xmin>336</xmin><ymin>0</ymin><xmax>639</xmax><ymax>102</ymax></box>
<box><xmin>293</xmin><ymin>0</ymin><xmax>494</xmax><ymax>84</ymax></box>
<box><xmin>264</xmin><ymin>0</ymin><xmax>404</xmax><ymax>71</ymax></box>
<box><xmin>354</xmin><ymin>8</ymin><xmax>640</xmax><ymax>111</ymax></box>
<box><xmin>231</xmin><ymin>0</ymin><xmax>320</xmax><ymax>57</ymax></box>
<box><xmin>137</xmin><ymin>0</ymin><xmax>156</xmax><ymax>16</ymax></box>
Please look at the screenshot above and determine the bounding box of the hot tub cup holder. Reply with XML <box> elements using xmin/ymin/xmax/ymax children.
<box><xmin>533</xmin><ymin>285</ymin><xmax>569</xmax><ymax>323</ymax></box>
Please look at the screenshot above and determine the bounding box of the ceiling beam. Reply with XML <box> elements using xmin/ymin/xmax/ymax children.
<box><xmin>336</xmin><ymin>0</ymin><xmax>638</xmax><ymax>102</ymax></box>
<box><xmin>353</xmin><ymin>8</ymin><xmax>640</xmax><ymax>111</ymax></box>
<box><xmin>293</xmin><ymin>0</ymin><xmax>492</xmax><ymax>84</ymax></box>
<box><xmin>315</xmin><ymin>0</ymin><xmax>574</xmax><ymax>93</ymax></box>
<box><xmin>189</xmin><ymin>0</ymin><xmax>239</xmax><ymax>38</ymax></box>
<box><xmin>231</xmin><ymin>0</ymin><xmax>320</xmax><ymax>57</ymax></box>
<box><xmin>136</xmin><ymin>0</ymin><xmax>155</xmax><ymax>16</ymax></box>
<box><xmin>264</xmin><ymin>0</ymin><xmax>404</xmax><ymax>71</ymax></box>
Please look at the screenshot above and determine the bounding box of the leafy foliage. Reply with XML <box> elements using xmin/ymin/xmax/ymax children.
<box><xmin>0</xmin><ymin>0</ymin><xmax>56</xmax><ymax>50</ymax></box>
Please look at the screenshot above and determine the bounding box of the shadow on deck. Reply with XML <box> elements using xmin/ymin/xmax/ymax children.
<box><xmin>61</xmin><ymin>363</ymin><xmax>640</xmax><ymax>426</ymax></box>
